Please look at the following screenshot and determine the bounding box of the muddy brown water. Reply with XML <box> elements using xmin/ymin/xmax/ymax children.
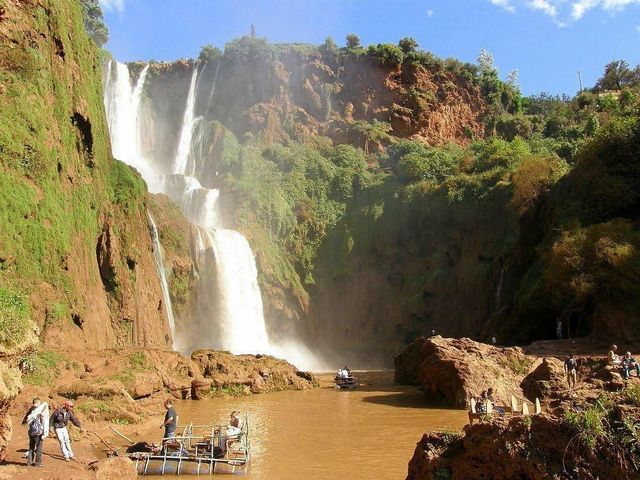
<box><xmin>138</xmin><ymin>371</ymin><xmax>467</xmax><ymax>480</ymax></box>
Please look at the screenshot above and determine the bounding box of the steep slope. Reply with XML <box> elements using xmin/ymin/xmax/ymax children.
<box><xmin>0</xmin><ymin>0</ymin><xmax>176</xmax><ymax>460</ymax></box>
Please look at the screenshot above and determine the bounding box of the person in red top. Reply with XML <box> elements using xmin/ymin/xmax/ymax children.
<box><xmin>49</xmin><ymin>400</ymin><xmax>83</xmax><ymax>461</ymax></box>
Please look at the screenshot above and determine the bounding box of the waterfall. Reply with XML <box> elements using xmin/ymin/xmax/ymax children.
<box><xmin>103</xmin><ymin>60</ymin><xmax>177</xmax><ymax>346</ymax></box>
<box><xmin>104</xmin><ymin>61</ymin><xmax>158</xmax><ymax>189</ymax></box>
<box><xmin>148</xmin><ymin>213</ymin><xmax>177</xmax><ymax>337</ymax></box>
<box><xmin>173</xmin><ymin>65</ymin><xmax>199</xmax><ymax>174</ymax></box>
<box><xmin>104</xmin><ymin>60</ymin><xmax>325</xmax><ymax>369</ymax></box>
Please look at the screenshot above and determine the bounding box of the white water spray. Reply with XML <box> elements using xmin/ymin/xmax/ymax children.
<box><xmin>148</xmin><ymin>213</ymin><xmax>177</xmax><ymax>337</ymax></box>
<box><xmin>173</xmin><ymin>65</ymin><xmax>199</xmax><ymax>175</ymax></box>
<box><xmin>105</xmin><ymin>61</ymin><xmax>325</xmax><ymax>370</ymax></box>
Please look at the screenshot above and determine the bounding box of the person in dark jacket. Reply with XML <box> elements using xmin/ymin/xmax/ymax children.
<box><xmin>160</xmin><ymin>399</ymin><xmax>177</xmax><ymax>442</ymax></box>
<box><xmin>22</xmin><ymin>398</ymin><xmax>45</xmax><ymax>467</ymax></box>
<box><xmin>50</xmin><ymin>400</ymin><xmax>82</xmax><ymax>461</ymax></box>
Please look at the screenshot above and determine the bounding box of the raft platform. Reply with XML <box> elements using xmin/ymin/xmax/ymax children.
<box><xmin>128</xmin><ymin>419</ymin><xmax>250</xmax><ymax>475</ymax></box>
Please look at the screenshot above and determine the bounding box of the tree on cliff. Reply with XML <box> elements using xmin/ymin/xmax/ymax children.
<box><xmin>399</xmin><ymin>37</ymin><xmax>419</xmax><ymax>54</ymax></box>
<box><xmin>595</xmin><ymin>60</ymin><xmax>640</xmax><ymax>91</ymax></box>
<box><xmin>346</xmin><ymin>34</ymin><xmax>361</xmax><ymax>50</ymax></box>
<box><xmin>79</xmin><ymin>0</ymin><xmax>109</xmax><ymax>46</ymax></box>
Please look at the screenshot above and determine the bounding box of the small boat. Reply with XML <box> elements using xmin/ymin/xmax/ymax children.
<box><xmin>127</xmin><ymin>417</ymin><xmax>250</xmax><ymax>475</ymax></box>
<box><xmin>334</xmin><ymin>373</ymin><xmax>358</xmax><ymax>390</ymax></box>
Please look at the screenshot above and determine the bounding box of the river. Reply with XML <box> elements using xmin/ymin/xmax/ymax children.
<box><xmin>145</xmin><ymin>371</ymin><xmax>467</xmax><ymax>480</ymax></box>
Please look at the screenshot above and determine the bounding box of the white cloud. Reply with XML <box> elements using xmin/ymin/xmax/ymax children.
<box><xmin>427</xmin><ymin>9</ymin><xmax>435</xmax><ymax>17</ymax></box>
<box><xmin>99</xmin><ymin>0</ymin><xmax>125</xmax><ymax>12</ymax></box>
<box><xmin>528</xmin><ymin>0</ymin><xmax>558</xmax><ymax>17</ymax></box>
<box><xmin>490</xmin><ymin>0</ymin><xmax>517</xmax><ymax>13</ymax></box>
<box><xmin>487</xmin><ymin>0</ymin><xmax>640</xmax><ymax>23</ymax></box>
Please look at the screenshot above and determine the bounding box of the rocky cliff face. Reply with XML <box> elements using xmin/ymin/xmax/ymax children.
<box><xmin>0</xmin><ymin>0</ymin><xmax>172</xmax><ymax>460</ymax></box>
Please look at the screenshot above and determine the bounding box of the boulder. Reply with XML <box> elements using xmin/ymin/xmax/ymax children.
<box><xmin>398</xmin><ymin>336</ymin><xmax>533</xmax><ymax>408</ymax></box>
<box><xmin>192</xmin><ymin>350</ymin><xmax>317</xmax><ymax>395</ymax></box>
<box><xmin>394</xmin><ymin>336</ymin><xmax>427</xmax><ymax>385</ymax></box>
<box><xmin>128</xmin><ymin>372</ymin><xmax>163</xmax><ymax>399</ymax></box>
<box><xmin>521</xmin><ymin>357</ymin><xmax>566</xmax><ymax>400</ymax></box>
<box><xmin>93</xmin><ymin>457</ymin><xmax>137</xmax><ymax>480</ymax></box>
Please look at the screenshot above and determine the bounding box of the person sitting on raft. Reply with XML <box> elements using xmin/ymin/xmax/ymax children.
<box><xmin>608</xmin><ymin>345</ymin><xmax>622</xmax><ymax>366</ymax></box>
<box><xmin>622</xmin><ymin>352</ymin><xmax>640</xmax><ymax>379</ymax></box>
<box><xmin>220</xmin><ymin>411</ymin><xmax>242</xmax><ymax>457</ymax></box>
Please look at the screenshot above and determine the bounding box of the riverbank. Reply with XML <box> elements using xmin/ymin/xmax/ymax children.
<box><xmin>399</xmin><ymin>336</ymin><xmax>640</xmax><ymax>480</ymax></box>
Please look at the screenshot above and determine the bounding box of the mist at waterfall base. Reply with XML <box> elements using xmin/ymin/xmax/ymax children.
<box><xmin>103</xmin><ymin>60</ymin><xmax>327</xmax><ymax>372</ymax></box>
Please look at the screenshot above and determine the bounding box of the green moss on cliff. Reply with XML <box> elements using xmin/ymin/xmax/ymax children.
<box><xmin>0</xmin><ymin>0</ymin><xmax>150</xmax><ymax>348</ymax></box>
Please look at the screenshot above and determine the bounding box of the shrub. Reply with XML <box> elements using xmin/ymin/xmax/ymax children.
<box><xmin>0</xmin><ymin>287</ymin><xmax>31</xmax><ymax>347</ymax></box>
<box><xmin>21</xmin><ymin>351</ymin><xmax>67</xmax><ymax>386</ymax></box>
<box><xmin>367</xmin><ymin>43</ymin><xmax>404</xmax><ymax>67</ymax></box>
<box><xmin>510</xmin><ymin>154</ymin><xmax>568</xmax><ymax>213</ymax></box>
<box><xmin>198</xmin><ymin>44</ymin><xmax>222</xmax><ymax>63</ymax></box>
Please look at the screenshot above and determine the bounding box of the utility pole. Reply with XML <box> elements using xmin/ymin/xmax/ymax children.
<box><xmin>577</xmin><ymin>71</ymin><xmax>583</xmax><ymax>93</ymax></box>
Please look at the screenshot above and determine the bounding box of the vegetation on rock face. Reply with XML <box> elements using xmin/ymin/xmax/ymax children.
<box><xmin>0</xmin><ymin>0</ymin><xmax>162</xmax><ymax>350</ymax></box>
<box><xmin>141</xmin><ymin>31</ymin><xmax>637</xmax><ymax>352</ymax></box>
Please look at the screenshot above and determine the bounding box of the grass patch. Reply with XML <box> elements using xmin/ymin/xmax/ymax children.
<box><xmin>622</xmin><ymin>384</ymin><xmax>640</xmax><ymax>406</ymax></box>
<box><xmin>212</xmin><ymin>384</ymin><xmax>247</xmax><ymax>397</ymax></box>
<box><xmin>0</xmin><ymin>287</ymin><xmax>31</xmax><ymax>347</ymax></box>
<box><xmin>509</xmin><ymin>358</ymin><xmax>532</xmax><ymax>375</ymax></box>
<box><xmin>564</xmin><ymin>401</ymin><xmax>608</xmax><ymax>449</ymax></box>
<box><xmin>21</xmin><ymin>350</ymin><xmax>68</xmax><ymax>386</ymax></box>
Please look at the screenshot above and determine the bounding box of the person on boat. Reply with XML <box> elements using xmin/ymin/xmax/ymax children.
<box><xmin>160</xmin><ymin>399</ymin><xmax>178</xmax><ymax>442</ymax></box>
<box><xmin>608</xmin><ymin>345</ymin><xmax>622</xmax><ymax>366</ymax></box>
<box><xmin>564</xmin><ymin>354</ymin><xmax>578</xmax><ymax>388</ymax></box>
<box><xmin>343</xmin><ymin>366</ymin><xmax>352</xmax><ymax>378</ymax></box>
<box><xmin>220</xmin><ymin>411</ymin><xmax>242</xmax><ymax>457</ymax></box>
<box><xmin>22</xmin><ymin>398</ymin><xmax>47</xmax><ymax>467</ymax></box>
<box><xmin>50</xmin><ymin>400</ymin><xmax>82</xmax><ymax>462</ymax></box>
<box><xmin>622</xmin><ymin>352</ymin><xmax>640</xmax><ymax>379</ymax></box>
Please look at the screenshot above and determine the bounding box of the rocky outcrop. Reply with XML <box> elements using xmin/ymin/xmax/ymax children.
<box><xmin>395</xmin><ymin>336</ymin><xmax>532</xmax><ymax>408</ymax></box>
<box><xmin>394</xmin><ymin>337</ymin><xmax>427</xmax><ymax>385</ymax></box>
<box><xmin>406</xmin><ymin>413</ymin><xmax>636</xmax><ymax>480</ymax></box>
<box><xmin>192</xmin><ymin>349</ymin><xmax>318</xmax><ymax>395</ymax></box>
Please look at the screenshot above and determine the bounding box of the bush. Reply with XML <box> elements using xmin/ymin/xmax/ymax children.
<box><xmin>367</xmin><ymin>44</ymin><xmax>404</xmax><ymax>67</ymax></box>
<box><xmin>223</xmin><ymin>36</ymin><xmax>277</xmax><ymax>66</ymax></box>
<box><xmin>21</xmin><ymin>351</ymin><xmax>68</xmax><ymax>386</ymax></box>
<box><xmin>198</xmin><ymin>44</ymin><xmax>222</xmax><ymax>63</ymax></box>
<box><xmin>510</xmin><ymin>154</ymin><xmax>568</xmax><ymax>213</ymax></box>
<box><xmin>0</xmin><ymin>287</ymin><xmax>31</xmax><ymax>347</ymax></box>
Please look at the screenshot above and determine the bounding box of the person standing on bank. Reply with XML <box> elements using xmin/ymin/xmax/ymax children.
<box><xmin>22</xmin><ymin>398</ymin><xmax>48</xmax><ymax>467</ymax></box>
<box><xmin>160</xmin><ymin>399</ymin><xmax>178</xmax><ymax>441</ymax></box>
<box><xmin>50</xmin><ymin>400</ymin><xmax>83</xmax><ymax>461</ymax></box>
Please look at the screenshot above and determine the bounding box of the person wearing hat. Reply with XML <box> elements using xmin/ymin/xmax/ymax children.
<box><xmin>50</xmin><ymin>400</ymin><xmax>83</xmax><ymax>461</ymax></box>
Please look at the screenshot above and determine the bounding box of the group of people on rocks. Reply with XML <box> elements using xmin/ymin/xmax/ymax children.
<box><xmin>563</xmin><ymin>345</ymin><xmax>640</xmax><ymax>389</ymax></box>
<box><xmin>473</xmin><ymin>387</ymin><xmax>503</xmax><ymax>414</ymax></box>
<box><xmin>608</xmin><ymin>345</ymin><xmax>640</xmax><ymax>380</ymax></box>
<box><xmin>21</xmin><ymin>398</ymin><xmax>83</xmax><ymax>467</ymax></box>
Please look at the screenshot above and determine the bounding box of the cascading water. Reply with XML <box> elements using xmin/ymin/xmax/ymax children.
<box><xmin>148</xmin><ymin>213</ymin><xmax>177</xmax><ymax>337</ymax></box>
<box><xmin>103</xmin><ymin>60</ymin><xmax>177</xmax><ymax>345</ymax></box>
<box><xmin>104</xmin><ymin>60</ymin><xmax>324</xmax><ymax>369</ymax></box>
<box><xmin>173</xmin><ymin>66</ymin><xmax>199</xmax><ymax>175</ymax></box>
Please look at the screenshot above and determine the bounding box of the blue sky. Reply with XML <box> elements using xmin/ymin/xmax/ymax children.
<box><xmin>100</xmin><ymin>0</ymin><xmax>640</xmax><ymax>96</ymax></box>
